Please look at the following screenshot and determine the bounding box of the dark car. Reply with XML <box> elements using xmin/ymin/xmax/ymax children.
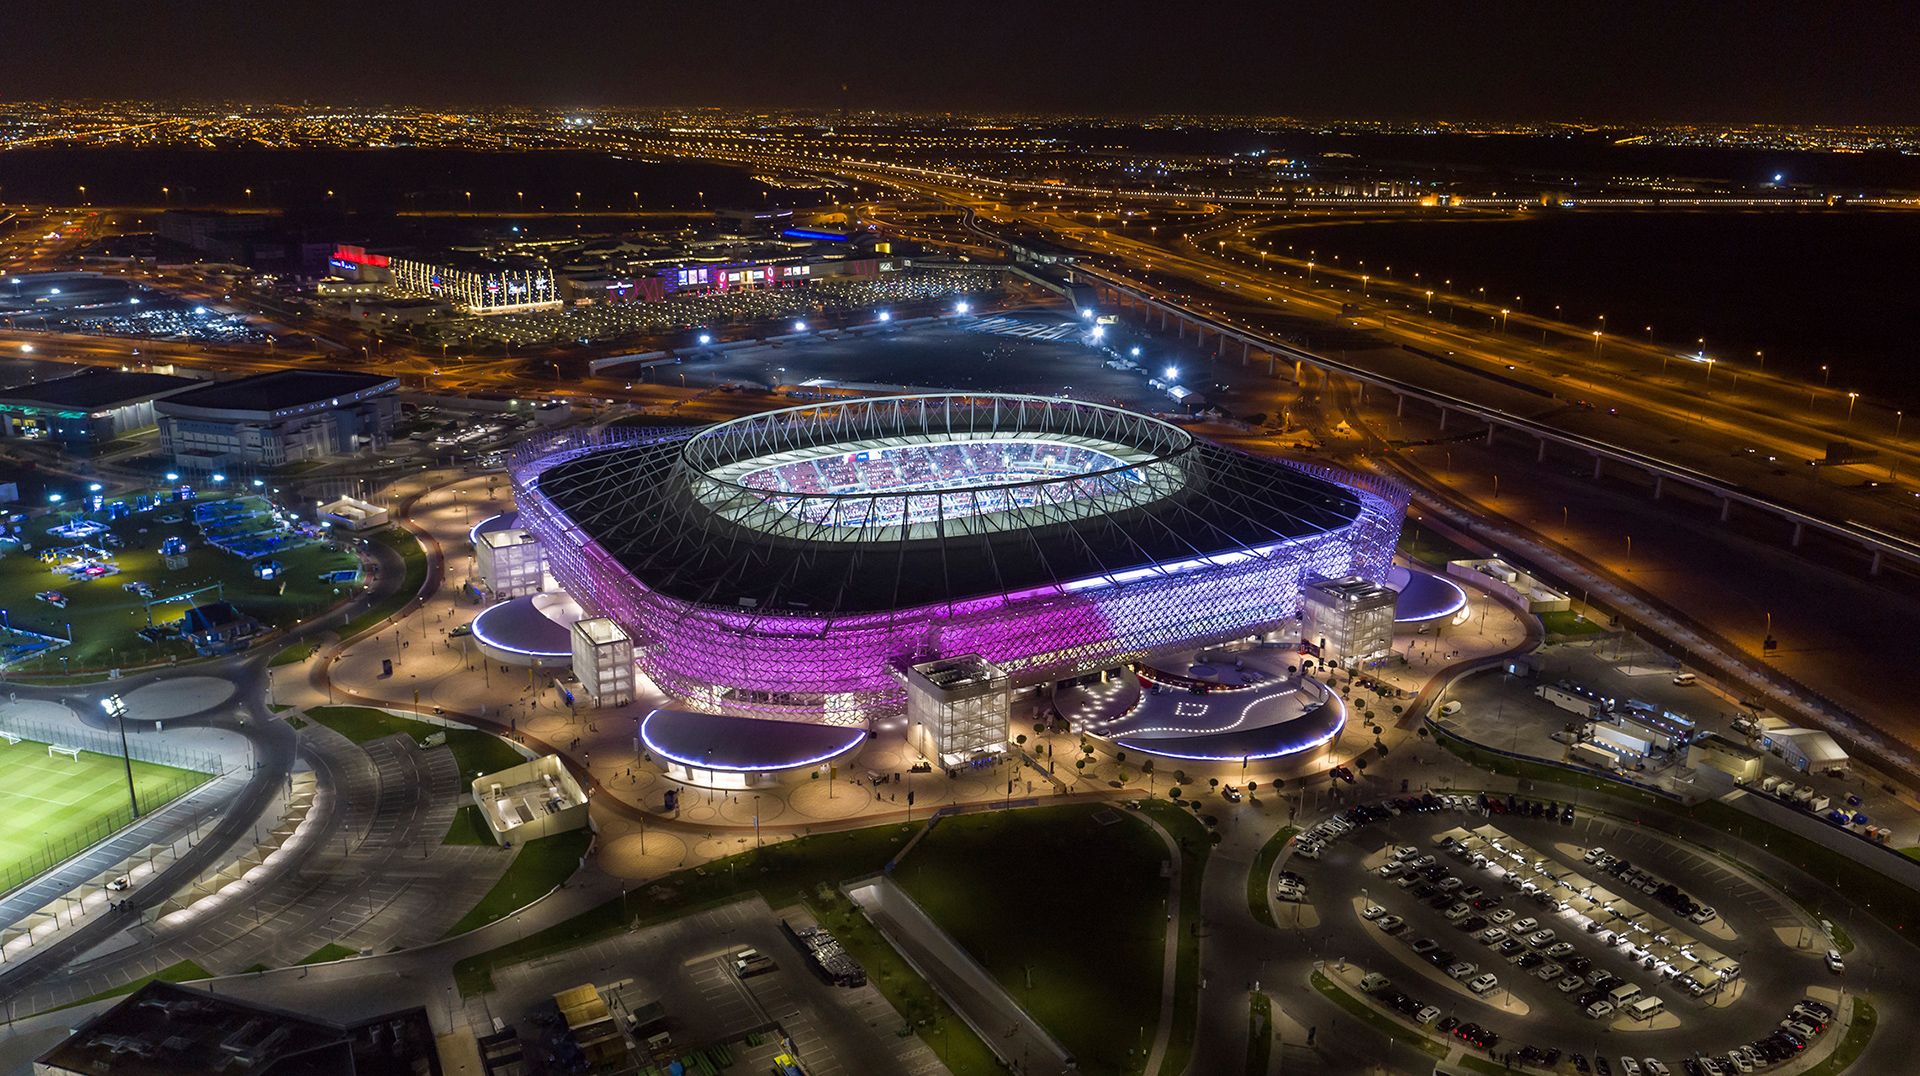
<box><xmin>1438</xmin><ymin>1016</ymin><xmax>1460</xmax><ymax>1034</ymax></box>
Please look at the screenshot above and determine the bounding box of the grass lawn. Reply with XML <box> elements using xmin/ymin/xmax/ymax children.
<box><xmin>336</xmin><ymin>529</ymin><xmax>427</xmax><ymax>643</ymax></box>
<box><xmin>0</xmin><ymin>494</ymin><xmax>361</xmax><ymax>674</ymax></box>
<box><xmin>0</xmin><ymin>737</ymin><xmax>213</xmax><ymax>894</ymax></box>
<box><xmin>444</xmin><ymin>804</ymin><xmax>497</xmax><ymax>845</ymax></box>
<box><xmin>1396</xmin><ymin>519</ymin><xmax>1476</xmax><ymax>569</ymax></box>
<box><xmin>305</xmin><ymin>705</ymin><xmax>525</xmax><ymax>780</ymax></box>
<box><xmin>450</xmin><ymin>821</ymin><xmax>1001</xmax><ymax>1076</ymax></box>
<box><xmin>1309</xmin><ymin>969</ymin><xmax>1449</xmax><ymax>1059</ymax></box>
<box><xmin>1248</xmin><ymin>825</ymin><xmax>1298</xmax><ymax>928</ymax></box>
<box><xmin>298</xmin><ymin>942</ymin><xmax>359</xmax><ymax>965</ymax></box>
<box><xmin>893</xmin><ymin>804</ymin><xmax>1170</xmax><ymax>1076</ymax></box>
<box><xmin>441</xmin><ymin>829</ymin><xmax>592</xmax><ymax>938</ymax></box>
<box><xmin>62</xmin><ymin>959</ymin><xmax>212</xmax><ymax>1011</ymax></box>
<box><xmin>1138</xmin><ymin>799</ymin><xmax>1211</xmax><ymax>1076</ymax></box>
<box><xmin>1539</xmin><ymin>609</ymin><xmax>1610</xmax><ymax>637</ymax></box>
<box><xmin>269</xmin><ymin>641</ymin><xmax>319</xmax><ymax>667</ymax></box>
<box><xmin>1800</xmin><ymin>996</ymin><xmax>1876</xmax><ymax>1076</ymax></box>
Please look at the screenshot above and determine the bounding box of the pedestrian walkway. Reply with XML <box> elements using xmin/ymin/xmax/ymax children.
<box><xmin>847</xmin><ymin>878</ymin><xmax>1075</xmax><ymax>1076</ymax></box>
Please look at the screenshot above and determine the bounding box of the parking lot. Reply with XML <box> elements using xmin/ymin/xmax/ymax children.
<box><xmin>1276</xmin><ymin>792</ymin><xmax>1844</xmax><ymax>1074</ymax></box>
<box><xmin>482</xmin><ymin>895</ymin><xmax>945</xmax><ymax>1076</ymax></box>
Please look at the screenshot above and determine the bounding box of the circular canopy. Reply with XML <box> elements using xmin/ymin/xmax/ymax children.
<box><xmin>469</xmin><ymin>511</ymin><xmax>519</xmax><ymax>546</ymax></box>
<box><xmin>640</xmin><ymin>708</ymin><xmax>866</xmax><ymax>773</ymax></box>
<box><xmin>1392</xmin><ymin>569</ymin><xmax>1469</xmax><ymax>623</ymax></box>
<box><xmin>472</xmin><ymin>593</ymin><xmax>578</xmax><ymax>667</ymax></box>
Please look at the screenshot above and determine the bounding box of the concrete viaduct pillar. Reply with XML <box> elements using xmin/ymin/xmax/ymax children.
<box><xmin>1719</xmin><ymin>498</ymin><xmax>1733</xmax><ymax>522</ymax></box>
<box><xmin>1871</xmin><ymin>550</ymin><xmax>1884</xmax><ymax>576</ymax></box>
<box><xmin>1438</xmin><ymin>408</ymin><xmax>1449</xmax><ymax>431</ymax></box>
<box><xmin>1536</xmin><ymin>439</ymin><xmax>1548</xmax><ymax>463</ymax></box>
<box><xmin>1397</xmin><ymin>395</ymin><xmax>1407</xmax><ymax>418</ymax></box>
<box><xmin>1791</xmin><ymin>522</ymin><xmax>1805</xmax><ymax>547</ymax></box>
<box><xmin>1486</xmin><ymin>423</ymin><xmax>1497</xmax><ymax>446</ymax></box>
<box><xmin>1652</xmin><ymin>475</ymin><xmax>1664</xmax><ymax>500</ymax></box>
<box><xmin>1592</xmin><ymin>456</ymin><xmax>1604</xmax><ymax>480</ymax></box>
<box><xmin>1242</xmin><ymin>339</ymin><xmax>1251</xmax><ymax>366</ymax></box>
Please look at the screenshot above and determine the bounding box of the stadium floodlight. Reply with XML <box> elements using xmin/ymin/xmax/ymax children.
<box><xmin>129</xmin><ymin>298</ymin><xmax>140</xmax><ymax>306</ymax></box>
<box><xmin>211</xmin><ymin>473</ymin><xmax>226</xmax><ymax>483</ymax></box>
<box><xmin>164</xmin><ymin>472</ymin><xmax>179</xmax><ymax>482</ymax></box>
<box><xmin>877</xmin><ymin>310</ymin><xmax>891</xmax><ymax>322</ymax></box>
<box><xmin>793</xmin><ymin>320</ymin><xmax>808</xmax><ymax>332</ymax></box>
<box><xmin>252</xmin><ymin>479</ymin><xmax>264</xmax><ymax>488</ymax></box>
<box><xmin>1131</xmin><ymin>346</ymin><xmax>1141</xmax><ymax>357</ymax></box>
<box><xmin>697</xmin><ymin>332</ymin><xmax>713</xmax><ymax>346</ymax></box>
<box><xmin>1165</xmin><ymin>366</ymin><xmax>1179</xmax><ymax>381</ymax></box>
<box><xmin>193</xmin><ymin>306</ymin><xmax>208</xmax><ymax>315</ymax></box>
<box><xmin>955</xmin><ymin>301</ymin><xmax>971</xmax><ymax>314</ymax></box>
<box><xmin>47</xmin><ymin>493</ymin><xmax>62</xmax><ymax>504</ymax></box>
<box><xmin>1091</xmin><ymin>325</ymin><xmax>1106</xmax><ymax>339</ymax></box>
<box><xmin>88</xmin><ymin>482</ymin><xmax>102</xmax><ymax>492</ymax></box>
<box><xmin>99</xmin><ymin>694</ymin><xmax>142</xmax><ymax>819</ymax></box>
<box><xmin>18</xmin><ymin>344</ymin><xmax>31</xmax><ymax>353</ymax></box>
<box><xmin>1080</xmin><ymin>308</ymin><xmax>1094</xmax><ymax>319</ymax></box>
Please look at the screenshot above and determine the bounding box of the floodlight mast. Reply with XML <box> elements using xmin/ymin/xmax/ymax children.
<box><xmin>100</xmin><ymin>695</ymin><xmax>141</xmax><ymax>819</ymax></box>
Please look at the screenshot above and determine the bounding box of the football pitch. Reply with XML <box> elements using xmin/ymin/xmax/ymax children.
<box><xmin>0</xmin><ymin>736</ymin><xmax>214</xmax><ymax>893</ymax></box>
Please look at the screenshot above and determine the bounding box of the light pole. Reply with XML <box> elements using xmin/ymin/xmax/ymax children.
<box><xmin>99</xmin><ymin>695</ymin><xmax>142</xmax><ymax>820</ymax></box>
<box><xmin>1847</xmin><ymin>392</ymin><xmax>1859</xmax><ymax>422</ymax></box>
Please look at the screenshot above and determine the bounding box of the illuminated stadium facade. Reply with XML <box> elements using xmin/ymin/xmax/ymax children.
<box><xmin>510</xmin><ymin>395</ymin><xmax>1407</xmax><ymax>727</ymax></box>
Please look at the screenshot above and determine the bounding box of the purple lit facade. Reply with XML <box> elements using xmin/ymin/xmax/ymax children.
<box><xmin>510</xmin><ymin>400</ymin><xmax>1407</xmax><ymax>726</ymax></box>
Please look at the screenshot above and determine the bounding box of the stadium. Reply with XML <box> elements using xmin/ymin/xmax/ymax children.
<box><xmin>509</xmin><ymin>394</ymin><xmax>1407</xmax><ymax>744</ymax></box>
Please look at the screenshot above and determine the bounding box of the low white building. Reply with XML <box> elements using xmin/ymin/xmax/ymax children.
<box><xmin>571</xmin><ymin>617</ymin><xmax>634</xmax><ymax>707</ymax></box>
<box><xmin>471</xmin><ymin>754</ymin><xmax>590</xmax><ymax>845</ymax></box>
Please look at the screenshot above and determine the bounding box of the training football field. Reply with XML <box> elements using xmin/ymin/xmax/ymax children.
<box><xmin>0</xmin><ymin>736</ymin><xmax>213</xmax><ymax>892</ymax></box>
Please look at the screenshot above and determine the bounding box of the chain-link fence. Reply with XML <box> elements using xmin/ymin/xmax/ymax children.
<box><xmin>0</xmin><ymin>716</ymin><xmax>223</xmax><ymax>775</ymax></box>
<box><xmin>0</xmin><ymin>761</ymin><xmax>213</xmax><ymax>896</ymax></box>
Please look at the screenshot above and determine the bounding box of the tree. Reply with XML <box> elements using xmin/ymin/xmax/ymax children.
<box><xmin>1208</xmin><ymin>777</ymin><xmax>1220</xmax><ymax>790</ymax></box>
<box><xmin>1143</xmin><ymin>758</ymin><xmax>1156</xmax><ymax>795</ymax></box>
<box><xmin>1354</xmin><ymin>757</ymin><xmax>1369</xmax><ymax>775</ymax></box>
<box><xmin>1114</xmin><ymin>750</ymin><xmax>1127</xmax><ymax>764</ymax></box>
<box><xmin>1417</xmin><ymin>727</ymin><xmax>1430</xmax><ymax>740</ymax></box>
<box><xmin>1015</xmin><ymin>734</ymin><xmax>1028</xmax><ymax>747</ymax></box>
<box><xmin>1169</xmin><ymin>787</ymin><xmax>1183</xmax><ymax>800</ymax></box>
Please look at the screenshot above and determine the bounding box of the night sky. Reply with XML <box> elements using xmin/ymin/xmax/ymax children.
<box><xmin>5</xmin><ymin>2</ymin><xmax>1917</xmax><ymax>122</ymax></box>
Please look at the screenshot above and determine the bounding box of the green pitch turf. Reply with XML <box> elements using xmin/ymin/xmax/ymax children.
<box><xmin>0</xmin><ymin>737</ymin><xmax>214</xmax><ymax>894</ymax></box>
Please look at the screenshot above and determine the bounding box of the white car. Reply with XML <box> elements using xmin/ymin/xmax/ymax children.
<box><xmin>1446</xmin><ymin>961</ymin><xmax>1477</xmax><ymax>980</ymax></box>
<box><xmin>1489</xmin><ymin>908</ymin><xmax>1517</xmax><ymax>924</ymax></box>
<box><xmin>1293</xmin><ymin>843</ymin><xmax>1322</xmax><ymax>861</ymax></box>
<box><xmin>1376</xmin><ymin>915</ymin><xmax>1406</xmax><ymax>934</ymax></box>
<box><xmin>1826</xmin><ymin>949</ymin><xmax>1845</xmax><ymax>973</ymax></box>
<box><xmin>1620</xmin><ymin>1059</ymin><xmax>1642</xmax><ymax>1076</ymax></box>
<box><xmin>1513</xmin><ymin>917</ymin><xmax>1539</xmax><ymax>934</ymax></box>
<box><xmin>1414</xmin><ymin>1005</ymin><xmax>1441</xmax><ymax>1025</ymax></box>
<box><xmin>1362</xmin><ymin>904</ymin><xmax>1387</xmax><ymax>920</ymax></box>
<box><xmin>1467</xmin><ymin>973</ymin><xmax>1499</xmax><ymax>994</ymax></box>
<box><xmin>1557</xmin><ymin>975</ymin><xmax>1585</xmax><ymax>993</ymax></box>
<box><xmin>1478</xmin><ymin>927</ymin><xmax>1508</xmax><ymax>945</ymax></box>
<box><xmin>1275</xmin><ymin>881</ymin><xmax>1308</xmax><ymax>903</ymax></box>
<box><xmin>1689</xmin><ymin>905</ymin><xmax>1717</xmax><ymax>925</ymax></box>
<box><xmin>1586</xmin><ymin>1000</ymin><xmax>1615</xmax><ymax>1019</ymax></box>
<box><xmin>1644</xmin><ymin>1060</ymin><xmax>1671</xmax><ymax>1076</ymax></box>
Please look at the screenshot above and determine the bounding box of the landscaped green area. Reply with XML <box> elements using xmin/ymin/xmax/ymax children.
<box><xmin>1309</xmin><ymin>969</ymin><xmax>1449</xmax><ymax>1060</ymax></box>
<box><xmin>0</xmin><ymin>737</ymin><xmax>213</xmax><ymax>895</ymax></box>
<box><xmin>1137</xmin><ymin>798</ymin><xmax>1211</xmax><ymax>1076</ymax></box>
<box><xmin>269</xmin><ymin>640</ymin><xmax>320</xmax><ymax>667</ymax></box>
<box><xmin>0</xmin><ymin>493</ymin><xmax>362</xmax><ymax>673</ymax></box>
<box><xmin>441</xmin><ymin>828</ymin><xmax>591</xmax><ymax>937</ymax></box>
<box><xmin>1800</xmin><ymin>996</ymin><xmax>1876</xmax><ymax>1076</ymax></box>
<box><xmin>1539</xmin><ymin>609</ymin><xmax>1610</xmax><ymax>637</ymax></box>
<box><xmin>450</xmin><ymin>823</ymin><xmax>1001</xmax><ymax>1076</ymax></box>
<box><xmin>893</xmin><ymin>804</ymin><xmax>1170</xmax><ymax>1076</ymax></box>
<box><xmin>64</xmin><ymin>959</ymin><xmax>212</xmax><ymax>1010</ymax></box>
<box><xmin>1248</xmin><ymin>825</ymin><xmax>1299</xmax><ymax>928</ymax></box>
<box><xmin>336</xmin><ymin>528</ymin><xmax>428</xmax><ymax>642</ymax></box>
<box><xmin>1396</xmin><ymin>519</ymin><xmax>1476</xmax><ymax>569</ymax></box>
<box><xmin>298</xmin><ymin>943</ymin><xmax>358</xmax><ymax>965</ymax></box>
<box><xmin>444</xmin><ymin>804</ymin><xmax>497</xmax><ymax>845</ymax></box>
<box><xmin>305</xmin><ymin>705</ymin><xmax>525</xmax><ymax>779</ymax></box>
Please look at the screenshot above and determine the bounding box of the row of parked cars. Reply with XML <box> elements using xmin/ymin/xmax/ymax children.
<box><xmin>1584</xmin><ymin>846</ymin><xmax>1717</xmax><ymax>925</ymax></box>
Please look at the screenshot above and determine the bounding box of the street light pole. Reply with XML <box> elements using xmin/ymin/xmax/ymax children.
<box><xmin>100</xmin><ymin>695</ymin><xmax>141</xmax><ymax>820</ymax></box>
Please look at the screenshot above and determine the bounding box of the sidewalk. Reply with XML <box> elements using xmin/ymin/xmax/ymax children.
<box><xmin>846</xmin><ymin>877</ymin><xmax>1075</xmax><ymax>1076</ymax></box>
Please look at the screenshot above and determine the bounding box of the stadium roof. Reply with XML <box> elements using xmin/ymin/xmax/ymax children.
<box><xmin>640</xmin><ymin>708</ymin><xmax>866</xmax><ymax>772</ymax></box>
<box><xmin>0</xmin><ymin>369</ymin><xmax>196</xmax><ymax>409</ymax></box>
<box><xmin>157</xmin><ymin>370</ymin><xmax>395</xmax><ymax>413</ymax></box>
<box><xmin>534</xmin><ymin>397</ymin><xmax>1368</xmax><ymax>615</ymax></box>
